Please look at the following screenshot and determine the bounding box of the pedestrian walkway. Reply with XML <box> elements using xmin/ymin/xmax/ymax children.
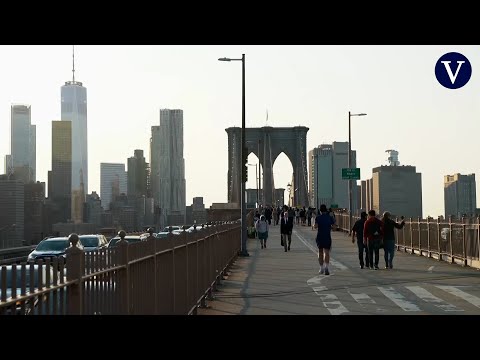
<box><xmin>198</xmin><ymin>225</ymin><xmax>480</xmax><ymax>315</ymax></box>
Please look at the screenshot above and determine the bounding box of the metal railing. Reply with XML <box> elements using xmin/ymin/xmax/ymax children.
<box><xmin>334</xmin><ymin>213</ymin><xmax>480</xmax><ymax>269</ymax></box>
<box><xmin>0</xmin><ymin>222</ymin><xmax>241</xmax><ymax>315</ymax></box>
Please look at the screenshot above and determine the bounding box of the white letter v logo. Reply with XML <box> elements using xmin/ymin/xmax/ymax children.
<box><xmin>441</xmin><ymin>61</ymin><xmax>465</xmax><ymax>84</ymax></box>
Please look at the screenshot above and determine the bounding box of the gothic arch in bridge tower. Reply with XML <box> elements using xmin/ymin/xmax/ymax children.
<box><xmin>226</xmin><ymin>126</ymin><xmax>309</xmax><ymax>208</ymax></box>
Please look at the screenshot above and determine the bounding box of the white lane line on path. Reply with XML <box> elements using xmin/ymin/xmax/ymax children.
<box><xmin>312</xmin><ymin>286</ymin><xmax>328</xmax><ymax>294</ymax></box>
<box><xmin>306</xmin><ymin>275</ymin><xmax>325</xmax><ymax>286</ymax></box>
<box><xmin>428</xmin><ymin>266</ymin><xmax>435</xmax><ymax>272</ymax></box>
<box><xmin>350</xmin><ymin>292</ymin><xmax>376</xmax><ymax>304</ymax></box>
<box><xmin>378</xmin><ymin>286</ymin><xmax>422</xmax><ymax>312</ymax></box>
<box><xmin>436</xmin><ymin>286</ymin><xmax>480</xmax><ymax>309</ymax></box>
<box><xmin>294</xmin><ymin>230</ymin><xmax>348</xmax><ymax>270</ymax></box>
<box><xmin>317</xmin><ymin>293</ymin><xmax>349</xmax><ymax>315</ymax></box>
<box><xmin>406</xmin><ymin>286</ymin><xmax>463</xmax><ymax>312</ymax></box>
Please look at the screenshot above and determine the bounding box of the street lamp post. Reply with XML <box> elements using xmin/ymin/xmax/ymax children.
<box><xmin>257</xmin><ymin>139</ymin><xmax>261</xmax><ymax>208</ymax></box>
<box><xmin>315</xmin><ymin>152</ymin><xmax>319</xmax><ymax>210</ymax></box>
<box><xmin>219</xmin><ymin>54</ymin><xmax>248</xmax><ymax>256</ymax></box>
<box><xmin>348</xmin><ymin>111</ymin><xmax>367</xmax><ymax>234</ymax></box>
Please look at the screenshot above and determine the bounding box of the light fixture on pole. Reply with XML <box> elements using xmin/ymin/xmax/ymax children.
<box><xmin>219</xmin><ymin>54</ymin><xmax>249</xmax><ymax>256</ymax></box>
<box><xmin>348</xmin><ymin>111</ymin><xmax>367</xmax><ymax>234</ymax></box>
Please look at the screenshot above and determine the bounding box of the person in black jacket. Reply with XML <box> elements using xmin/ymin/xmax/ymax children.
<box><xmin>352</xmin><ymin>212</ymin><xmax>369</xmax><ymax>269</ymax></box>
<box><xmin>280</xmin><ymin>205</ymin><xmax>294</xmax><ymax>252</ymax></box>
<box><xmin>381</xmin><ymin>211</ymin><xmax>405</xmax><ymax>269</ymax></box>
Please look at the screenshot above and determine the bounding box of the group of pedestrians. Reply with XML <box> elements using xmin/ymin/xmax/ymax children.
<box><xmin>351</xmin><ymin>210</ymin><xmax>405</xmax><ymax>270</ymax></box>
<box><xmin>254</xmin><ymin>204</ymin><xmax>297</xmax><ymax>252</ymax></box>
<box><xmin>253</xmin><ymin>202</ymin><xmax>405</xmax><ymax>275</ymax></box>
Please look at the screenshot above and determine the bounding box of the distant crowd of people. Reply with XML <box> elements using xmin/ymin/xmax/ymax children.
<box><xmin>252</xmin><ymin>203</ymin><xmax>405</xmax><ymax>275</ymax></box>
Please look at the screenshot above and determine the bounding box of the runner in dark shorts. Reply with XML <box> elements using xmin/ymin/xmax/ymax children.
<box><xmin>314</xmin><ymin>204</ymin><xmax>335</xmax><ymax>275</ymax></box>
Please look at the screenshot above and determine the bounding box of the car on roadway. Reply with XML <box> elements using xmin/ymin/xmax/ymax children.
<box><xmin>27</xmin><ymin>237</ymin><xmax>84</xmax><ymax>263</ymax></box>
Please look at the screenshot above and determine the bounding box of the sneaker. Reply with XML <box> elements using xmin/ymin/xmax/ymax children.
<box><xmin>360</xmin><ymin>265</ymin><xmax>364</xmax><ymax>269</ymax></box>
<box><xmin>389</xmin><ymin>263</ymin><xmax>393</xmax><ymax>269</ymax></box>
<box><xmin>374</xmin><ymin>266</ymin><xmax>379</xmax><ymax>270</ymax></box>
<box><xmin>261</xmin><ymin>245</ymin><xmax>264</xmax><ymax>249</ymax></box>
<box><xmin>324</xmin><ymin>269</ymin><xmax>330</xmax><ymax>276</ymax></box>
<box><xmin>319</xmin><ymin>268</ymin><xmax>325</xmax><ymax>274</ymax></box>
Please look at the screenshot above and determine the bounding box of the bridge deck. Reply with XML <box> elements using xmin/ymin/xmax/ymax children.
<box><xmin>199</xmin><ymin>224</ymin><xmax>480</xmax><ymax>315</ymax></box>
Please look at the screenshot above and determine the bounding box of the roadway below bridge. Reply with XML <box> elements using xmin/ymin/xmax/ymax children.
<box><xmin>198</xmin><ymin>223</ymin><xmax>480</xmax><ymax>315</ymax></box>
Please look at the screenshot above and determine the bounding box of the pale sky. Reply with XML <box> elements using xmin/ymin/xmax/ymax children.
<box><xmin>0</xmin><ymin>45</ymin><xmax>478</xmax><ymax>218</ymax></box>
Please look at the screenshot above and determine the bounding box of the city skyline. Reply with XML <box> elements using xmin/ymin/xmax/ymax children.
<box><xmin>0</xmin><ymin>45</ymin><xmax>479</xmax><ymax>217</ymax></box>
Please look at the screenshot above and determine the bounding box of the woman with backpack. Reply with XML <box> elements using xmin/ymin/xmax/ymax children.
<box><xmin>255</xmin><ymin>215</ymin><xmax>269</xmax><ymax>249</ymax></box>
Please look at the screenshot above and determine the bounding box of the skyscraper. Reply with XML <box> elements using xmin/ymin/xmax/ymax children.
<box><xmin>372</xmin><ymin>165</ymin><xmax>423</xmax><ymax>218</ymax></box>
<box><xmin>308</xmin><ymin>142</ymin><xmax>357</xmax><ymax>210</ymax></box>
<box><xmin>0</xmin><ymin>179</ymin><xmax>24</xmax><ymax>248</ymax></box>
<box><xmin>444</xmin><ymin>173</ymin><xmax>477</xmax><ymax>218</ymax></box>
<box><xmin>127</xmin><ymin>149</ymin><xmax>148</xmax><ymax>197</ymax></box>
<box><xmin>158</xmin><ymin>109</ymin><xmax>186</xmax><ymax>226</ymax></box>
<box><xmin>100</xmin><ymin>163</ymin><xmax>127</xmax><ymax>211</ymax></box>
<box><xmin>11</xmin><ymin>104</ymin><xmax>36</xmax><ymax>183</ymax></box>
<box><xmin>4</xmin><ymin>155</ymin><xmax>13</xmax><ymax>178</ymax></box>
<box><xmin>150</xmin><ymin>126</ymin><xmax>161</xmax><ymax>206</ymax></box>
<box><xmin>51</xmin><ymin>121</ymin><xmax>72</xmax><ymax>223</ymax></box>
<box><xmin>85</xmin><ymin>191</ymin><xmax>102</xmax><ymax>228</ymax></box>
<box><xmin>24</xmin><ymin>181</ymin><xmax>45</xmax><ymax>245</ymax></box>
<box><xmin>61</xmin><ymin>48</ymin><xmax>87</xmax><ymax>223</ymax></box>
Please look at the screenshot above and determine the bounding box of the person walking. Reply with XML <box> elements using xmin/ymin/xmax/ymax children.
<box><xmin>363</xmin><ymin>210</ymin><xmax>384</xmax><ymax>270</ymax></box>
<box><xmin>145</xmin><ymin>227</ymin><xmax>156</xmax><ymax>241</ymax></box>
<box><xmin>352</xmin><ymin>212</ymin><xmax>369</xmax><ymax>269</ymax></box>
<box><xmin>280</xmin><ymin>205</ymin><xmax>293</xmax><ymax>252</ymax></box>
<box><xmin>255</xmin><ymin>215</ymin><xmax>269</xmax><ymax>249</ymax></box>
<box><xmin>381</xmin><ymin>212</ymin><xmax>405</xmax><ymax>269</ymax></box>
<box><xmin>314</xmin><ymin>204</ymin><xmax>336</xmax><ymax>275</ymax></box>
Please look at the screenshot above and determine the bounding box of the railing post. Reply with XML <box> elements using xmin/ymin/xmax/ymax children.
<box><xmin>449</xmin><ymin>216</ymin><xmax>454</xmax><ymax>264</ymax></box>
<box><xmin>437</xmin><ymin>217</ymin><xmax>442</xmax><ymax>262</ymax></box>
<box><xmin>477</xmin><ymin>216</ymin><xmax>480</xmax><ymax>264</ymax></box>
<box><xmin>410</xmin><ymin>217</ymin><xmax>414</xmax><ymax>254</ymax></box>
<box><xmin>437</xmin><ymin>218</ymin><xmax>442</xmax><ymax>261</ymax></box>
<box><xmin>66</xmin><ymin>233</ymin><xmax>84</xmax><ymax>315</ymax></box>
<box><xmin>462</xmin><ymin>217</ymin><xmax>467</xmax><ymax>267</ymax></box>
<box><xmin>147</xmin><ymin>232</ymin><xmax>158</xmax><ymax>315</ymax></box>
<box><xmin>116</xmin><ymin>230</ymin><xmax>130</xmax><ymax>315</ymax></box>
<box><xmin>426</xmin><ymin>217</ymin><xmax>431</xmax><ymax>258</ymax></box>
<box><xmin>418</xmin><ymin>217</ymin><xmax>422</xmax><ymax>256</ymax></box>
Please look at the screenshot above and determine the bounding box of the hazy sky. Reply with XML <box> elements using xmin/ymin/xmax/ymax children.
<box><xmin>0</xmin><ymin>45</ymin><xmax>478</xmax><ymax>217</ymax></box>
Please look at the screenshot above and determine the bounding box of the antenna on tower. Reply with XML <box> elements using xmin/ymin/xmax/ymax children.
<box><xmin>72</xmin><ymin>45</ymin><xmax>75</xmax><ymax>82</ymax></box>
<box><xmin>385</xmin><ymin>149</ymin><xmax>400</xmax><ymax>166</ymax></box>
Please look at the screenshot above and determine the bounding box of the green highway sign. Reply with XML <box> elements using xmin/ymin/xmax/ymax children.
<box><xmin>342</xmin><ymin>168</ymin><xmax>360</xmax><ymax>180</ymax></box>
